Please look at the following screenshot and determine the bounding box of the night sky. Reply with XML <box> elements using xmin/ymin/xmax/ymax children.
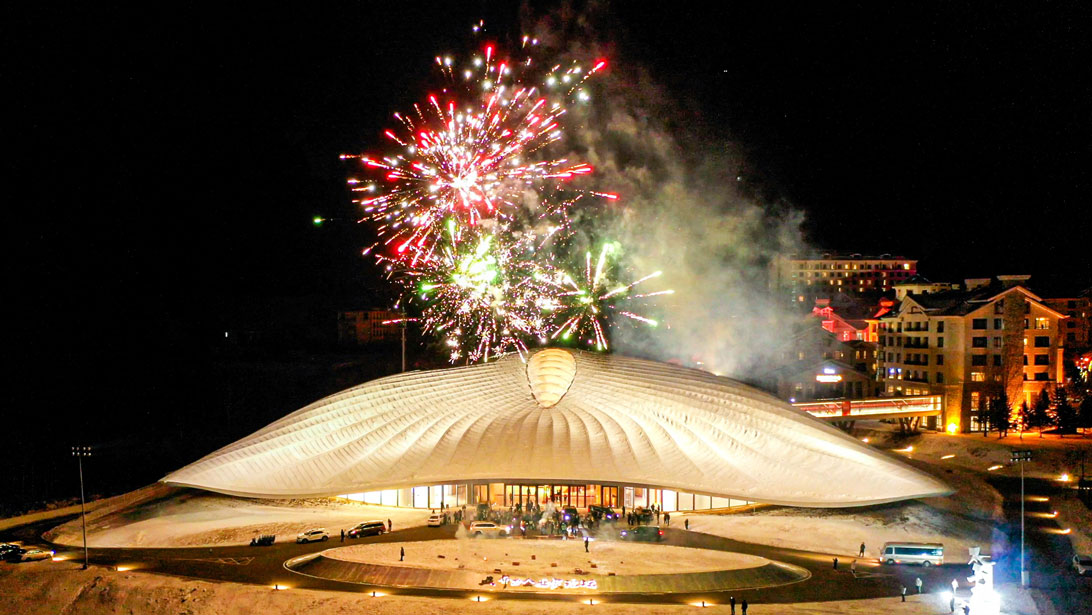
<box><xmin>9</xmin><ymin>3</ymin><xmax>1091</xmax><ymax>507</ymax></box>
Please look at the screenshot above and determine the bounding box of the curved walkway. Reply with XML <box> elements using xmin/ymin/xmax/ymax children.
<box><xmin>286</xmin><ymin>548</ymin><xmax>809</xmax><ymax>595</ymax></box>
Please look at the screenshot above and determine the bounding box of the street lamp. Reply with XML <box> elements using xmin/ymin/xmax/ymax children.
<box><xmin>1011</xmin><ymin>449</ymin><xmax>1031</xmax><ymax>587</ymax></box>
<box><xmin>72</xmin><ymin>446</ymin><xmax>92</xmax><ymax>570</ymax></box>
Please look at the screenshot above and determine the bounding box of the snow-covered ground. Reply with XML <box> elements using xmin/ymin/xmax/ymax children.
<box><xmin>325</xmin><ymin>538</ymin><xmax>768</xmax><ymax>577</ymax></box>
<box><xmin>0</xmin><ymin>559</ymin><xmax>1042</xmax><ymax>615</ymax></box>
<box><xmin>45</xmin><ymin>487</ymin><xmax>429</xmax><ymax>548</ymax></box>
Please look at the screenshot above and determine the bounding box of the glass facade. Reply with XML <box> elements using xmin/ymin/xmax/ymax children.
<box><xmin>338</xmin><ymin>482</ymin><xmax>751</xmax><ymax>512</ymax></box>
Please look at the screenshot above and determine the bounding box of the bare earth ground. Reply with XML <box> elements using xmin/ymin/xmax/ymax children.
<box><xmin>325</xmin><ymin>538</ymin><xmax>769</xmax><ymax>577</ymax></box>
<box><xmin>0</xmin><ymin>560</ymin><xmax>1032</xmax><ymax>615</ymax></box>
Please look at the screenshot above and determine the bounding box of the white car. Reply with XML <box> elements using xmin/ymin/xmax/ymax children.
<box><xmin>10</xmin><ymin>548</ymin><xmax>53</xmax><ymax>562</ymax></box>
<box><xmin>1074</xmin><ymin>554</ymin><xmax>1092</xmax><ymax>576</ymax></box>
<box><xmin>468</xmin><ymin>521</ymin><xmax>510</xmax><ymax>538</ymax></box>
<box><xmin>427</xmin><ymin>514</ymin><xmax>443</xmax><ymax>527</ymax></box>
<box><xmin>296</xmin><ymin>528</ymin><xmax>329</xmax><ymax>544</ymax></box>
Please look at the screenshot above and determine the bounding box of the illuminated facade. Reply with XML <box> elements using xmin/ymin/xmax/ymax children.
<box><xmin>772</xmin><ymin>252</ymin><xmax>918</xmax><ymax>304</ymax></box>
<box><xmin>337</xmin><ymin>308</ymin><xmax>402</xmax><ymax>345</ymax></box>
<box><xmin>877</xmin><ymin>278</ymin><xmax>1067</xmax><ymax>432</ymax></box>
<box><xmin>163</xmin><ymin>348</ymin><xmax>948</xmax><ymax>509</ymax></box>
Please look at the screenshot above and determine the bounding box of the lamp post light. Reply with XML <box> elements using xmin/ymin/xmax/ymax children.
<box><xmin>1011</xmin><ymin>449</ymin><xmax>1031</xmax><ymax>587</ymax></box>
<box><xmin>71</xmin><ymin>446</ymin><xmax>92</xmax><ymax>570</ymax></box>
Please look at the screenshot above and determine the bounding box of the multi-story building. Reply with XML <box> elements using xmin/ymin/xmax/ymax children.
<box><xmin>766</xmin><ymin>318</ymin><xmax>879</xmax><ymax>403</ymax></box>
<box><xmin>877</xmin><ymin>277</ymin><xmax>1067</xmax><ymax>433</ymax></box>
<box><xmin>771</xmin><ymin>252</ymin><xmax>918</xmax><ymax>305</ymax></box>
<box><xmin>893</xmin><ymin>275</ymin><xmax>960</xmax><ymax>300</ymax></box>
<box><xmin>1042</xmin><ymin>290</ymin><xmax>1091</xmax><ymax>351</ymax></box>
<box><xmin>337</xmin><ymin>309</ymin><xmax>403</xmax><ymax>345</ymax></box>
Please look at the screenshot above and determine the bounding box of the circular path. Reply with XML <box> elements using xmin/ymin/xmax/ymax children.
<box><xmin>286</xmin><ymin>539</ymin><xmax>809</xmax><ymax>595</ymax></box>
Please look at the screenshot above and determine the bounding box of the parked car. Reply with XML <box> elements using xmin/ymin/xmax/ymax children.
<box><xmin>0</xmin><ymin>543</ymin><xmax>21</xmax><ymax>558</ymax></box>
<box><xmin>427</xmin><ymin>514</ymin><xmax>443</xmax><ymax>527</ymax></box>
<box><xmin>1073</xmin><ymin>554</ymin><xmax>1092</xmax><ymax>576</ymax></box>
<box><xmin>619</xmin><ymin>526</ymin><xmax>663</xmax><ymax>542</ymax></box>
<box><xmin>347</xmin><ymin>521</ymin><xmax>386</xmax><ymax>538</ymax></box>
<box><xmin>6</xmin><ymin>548</ymin><xmax>53</xmax><ymax>562</ymax></box>
<box><xmin>589</xmin><ymin>505</ymin><xmax>618</xmax><ymax>521</ymax></box>
<box><xmin>296</xmin><ymin>528</ymin><xmax>329</xmax><ymax>544</ymax></box>
<box><xmin>468</xmin><ymin>521</ymin><xmax>510</xmax><ymax>538</ymax></box>
<box><xmin>562</xmin><ymin>507</ymin><xmax>580</xmax><ymax>523</ymax></box>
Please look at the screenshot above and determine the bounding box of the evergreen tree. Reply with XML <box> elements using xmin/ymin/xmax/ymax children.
<box><xmin>1032</xmin><ymin>390</ymin><xmax>1052</xmax><ymax>437</ymax></box>
<box><xmin>1055</xmin><ymin>388</ymin><xmax>1076</xmax><ymax>436</ymax></box>
<box><xmin>1079</xmin><ymin>396</ymin><xmax>1092</xmax><ymax>434</ymax></box>
<box><xmin>990</xmin><ymin>393</ymin><xmax>1011</xmax><ymax>438</ymax></box>
<box><xmin>977</xmin><ymin>394</ymin><xmax>991</xmax><ymax>437</ymax></box>
<box><xmin>1017</xmin><ymin>401</ymin><xmax>1031</xmax><ymax>438</ymax></box>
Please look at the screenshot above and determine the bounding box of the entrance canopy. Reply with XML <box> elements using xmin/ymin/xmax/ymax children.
<box><xmin>163</xmin><ymin>348</ymin><xmax>949</xmax><ymax>507</ymax></box>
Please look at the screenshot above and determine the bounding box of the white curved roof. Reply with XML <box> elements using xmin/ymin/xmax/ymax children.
<box><xmin>163</xmin><ymin>349</ymin><xmax>949</xmax><ymax>507</ymax></box>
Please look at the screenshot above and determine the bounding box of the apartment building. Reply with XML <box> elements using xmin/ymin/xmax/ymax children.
<box><xmin>877</xmin><ymin>277</ymin><xmax>1066</xmax><ymax>432</ymax></box>
<box><xmin>771</xmin><ymin>252</ymin><xmax>918</xmax><ymax>305</ymax></box>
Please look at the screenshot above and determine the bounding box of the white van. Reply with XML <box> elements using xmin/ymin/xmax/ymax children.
<box><xmin>880</xmin><ymin>542</ymin><xmax>944</xmax><ymax>567</ymax></box>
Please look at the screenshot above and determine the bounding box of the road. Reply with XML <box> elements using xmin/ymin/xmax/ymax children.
<box><xmin>2</xmin><ymin>514</ymin><xmax>977</xmax><ymax>606</ymax></box>
<box><xmin>987</xmin><ymin>475</ymin><xmax>1092</xmax><ymax>614</ymax></box>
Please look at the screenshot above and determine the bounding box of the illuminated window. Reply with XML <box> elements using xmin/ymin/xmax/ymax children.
<box><xmin>971</xmin><ymin>372</ymin><xmax>985</xmax><ymax>382</ymax></box>
<box><xmin>1034</xmin><ymin>318</ymin><xmax>1049</xmax><ymax>330</ymax></box>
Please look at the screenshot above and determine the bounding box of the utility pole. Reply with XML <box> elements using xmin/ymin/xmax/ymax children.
<box><xmin>71</xmin><ymin>446</ymin><xmax>92</xmax><ymax>570</ymax></box>
<box><xmin>401</xmin><ymin>319</ymin><xmax>406</xmax><ymax>372</ymax></box>
<box><xmin>1011</xmin><ymin>449</ymin><xmax>1031</xmax><ymax>587</ymax></box>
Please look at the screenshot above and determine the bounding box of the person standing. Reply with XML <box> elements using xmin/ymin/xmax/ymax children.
<box><xmin>399</xmin><ymin>546</ymin><xmax>404</xmax><ymax>562</ymax></box>
<box><xmin>949</xmin><ymin>594</ymin><xmax>956</xmax><ymax>613</ymax></box>
<box><xmin>729</xmin><ymin>596</ymin><xmax>736</xmax><ymax>614</ymax></box>
<box><xmin>741</xmin><ymin>599</ymin><xmax>748</xmax><ymax>615</ymax></box>
<box><xmin>685</xmin><ymin>518</ymin><xmax>689</xmax><ymax>530</ymax></box>
<box><xmin>915</xmin><ymin>577</ymin><xmax>922</xmax><ymax>594</ymax></box>
<box><xmin>584</xmin><ymin>536</ymin><xmax>589</xmax><ymax>553</ymax></box>
<box><xmin>850</xmin><ymin>559</ymin><xmax>857</xmax><ymax>575</ymax></box>
<box><xmin>388</xmin><ymin>518</ymin><xmax>393</xmax><ymax>533</ymax></box>
<box><xmin>901</xmin><ymin>586</ymin><xmax>907</xmax><ymax>602</ymax></box>
<box><xmin>833</xmin><ymin>557</ymin><xmax>838</xmax><ymax>570</ymax></box>
<box><xmin>340</xmin><ymin>528</ymin><xmax>345</xmax><ymax>542</ymax></box>
<box><xmin>859</xmin><ymin>542</ymin><xmax>866</xmax><ymax>557</ymax></box>
<box><xmin>664</xmin><ymin>512</ymin><xmax>670</xmax><ymax>527</ymax></box>
<box><xmin>951</xmin><ymin>578</ymin><xmax>958</xmax><ymax>593</ymax></box>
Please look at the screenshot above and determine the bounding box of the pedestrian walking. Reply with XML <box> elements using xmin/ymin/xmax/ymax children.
<box><xmin>741</xmin><ymin>599</ymin><xmax>748</xmax><ymax>615</ymax></box>
<box><xmin>399</xmin><ymin>546</ymin><xmax>404</xmax><ymax>562</ymax></box>
<box><xmin>915</xmin><ymin>577</ymin><xmax>922</xmax><ymax>594</ymax></box>
<box><xmin>340</xmin><ymin>528</ymin><xmax>345</xmax><ymax>542</ymax></box>
<box><xmin>901</xmin><ymin>586</ymin><xmax>906</xmax><ymax>602</ymax></box>
<box><xmin>664</xmin><ymin>512</ymin><xmax>670</xmax><ymax>526</ymax></box>
<box><xmin>859</xmin><ymin>542</ymin><xmax>866</xmax><ymax>557</ymax></box>
<box><xmin>685</xmin><ymin>518</ymin><xmax>689</xmax><ymax>530</ymax></box>
<box><xmin>387</xmin><ymin>518</ymin><xmax>393</xmax><ymax>532</ymax></box>
<box><xmin>949</xmin><ymin>595</ymin><xmax>955</xmax><ymax>613</ymax></box>
<box><xmin>729</xmin><ymin>596</ymin><xmax>736</xmax><ymax>614</ymax></box>
<box><xmin>833</xmin><ymin>557</ymin><xmax>838</xmax><ymax>570</ymax></box>
<box><xmin>850</xmin><ymin>559</ymin><xmax>856</xmax><ymax>575</ymax></box>
<box><xmin>962</xmin><ymin>603</ymin><xmax>970</xmax><ymax>615</ymax></box>
<box><xmin>584</xmin><ymin>536</ymin><xmax>589</xmax><ymax>553</ymax></box>
<box><xmin>951</xmin><ymin>578</ymin><xmax>958</xmax><ymax>593</ymax></box>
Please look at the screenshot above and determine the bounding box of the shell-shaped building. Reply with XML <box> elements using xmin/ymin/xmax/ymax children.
<box><xmin>163</xmin><ymin>349</ymin><xmax>949</xmax><ymax>509</ymax></box>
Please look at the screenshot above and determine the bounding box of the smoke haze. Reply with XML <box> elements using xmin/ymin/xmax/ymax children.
<box><xmin>529</xmin><ymin>6</ymin><xmax>810</xmax><ymax>379</ymax></box>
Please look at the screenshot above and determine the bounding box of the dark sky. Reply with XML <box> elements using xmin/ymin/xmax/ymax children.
<box><xmin>8</xmin><ymin>3</ymin><xmax>1091</xmax><ymax>503</ymax></box>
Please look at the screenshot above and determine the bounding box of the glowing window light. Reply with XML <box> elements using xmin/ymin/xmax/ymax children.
<box><xmin>987</xmin><ymin>465</ymin><xmax>1003</xmax><ymax>471</ymax></box>
<box><xmin>941</xmin><ymin>454</ymin><xmax>955</xmax><ymax>460</ymax></box>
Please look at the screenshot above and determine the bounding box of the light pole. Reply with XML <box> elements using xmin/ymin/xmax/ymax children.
<box><xmin>72</xmin><ymin>446</ymin><xmax>91</xmax><ymax>570</ymax></box>
<box><xmin>1011</xmin><ymin>449</ymin><xmax>1031</xmax><ymax>587</ymax></box>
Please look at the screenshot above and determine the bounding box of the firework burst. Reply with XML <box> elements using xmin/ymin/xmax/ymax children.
<box><xmin>347</xmin><ymin>27</ymin><xmax>669</xmax><ymax>362</ymax></box>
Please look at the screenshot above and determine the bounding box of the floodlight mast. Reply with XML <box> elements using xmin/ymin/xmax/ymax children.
<box><xmin>71</xmin><ymin>446</ymin><xmax>92</xmax><ymax>570</ymax></box>
<box><xmin>1011</xmin><ymin>449</ymin><xmax>1031</xmax><ymax>587</ymax></box>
